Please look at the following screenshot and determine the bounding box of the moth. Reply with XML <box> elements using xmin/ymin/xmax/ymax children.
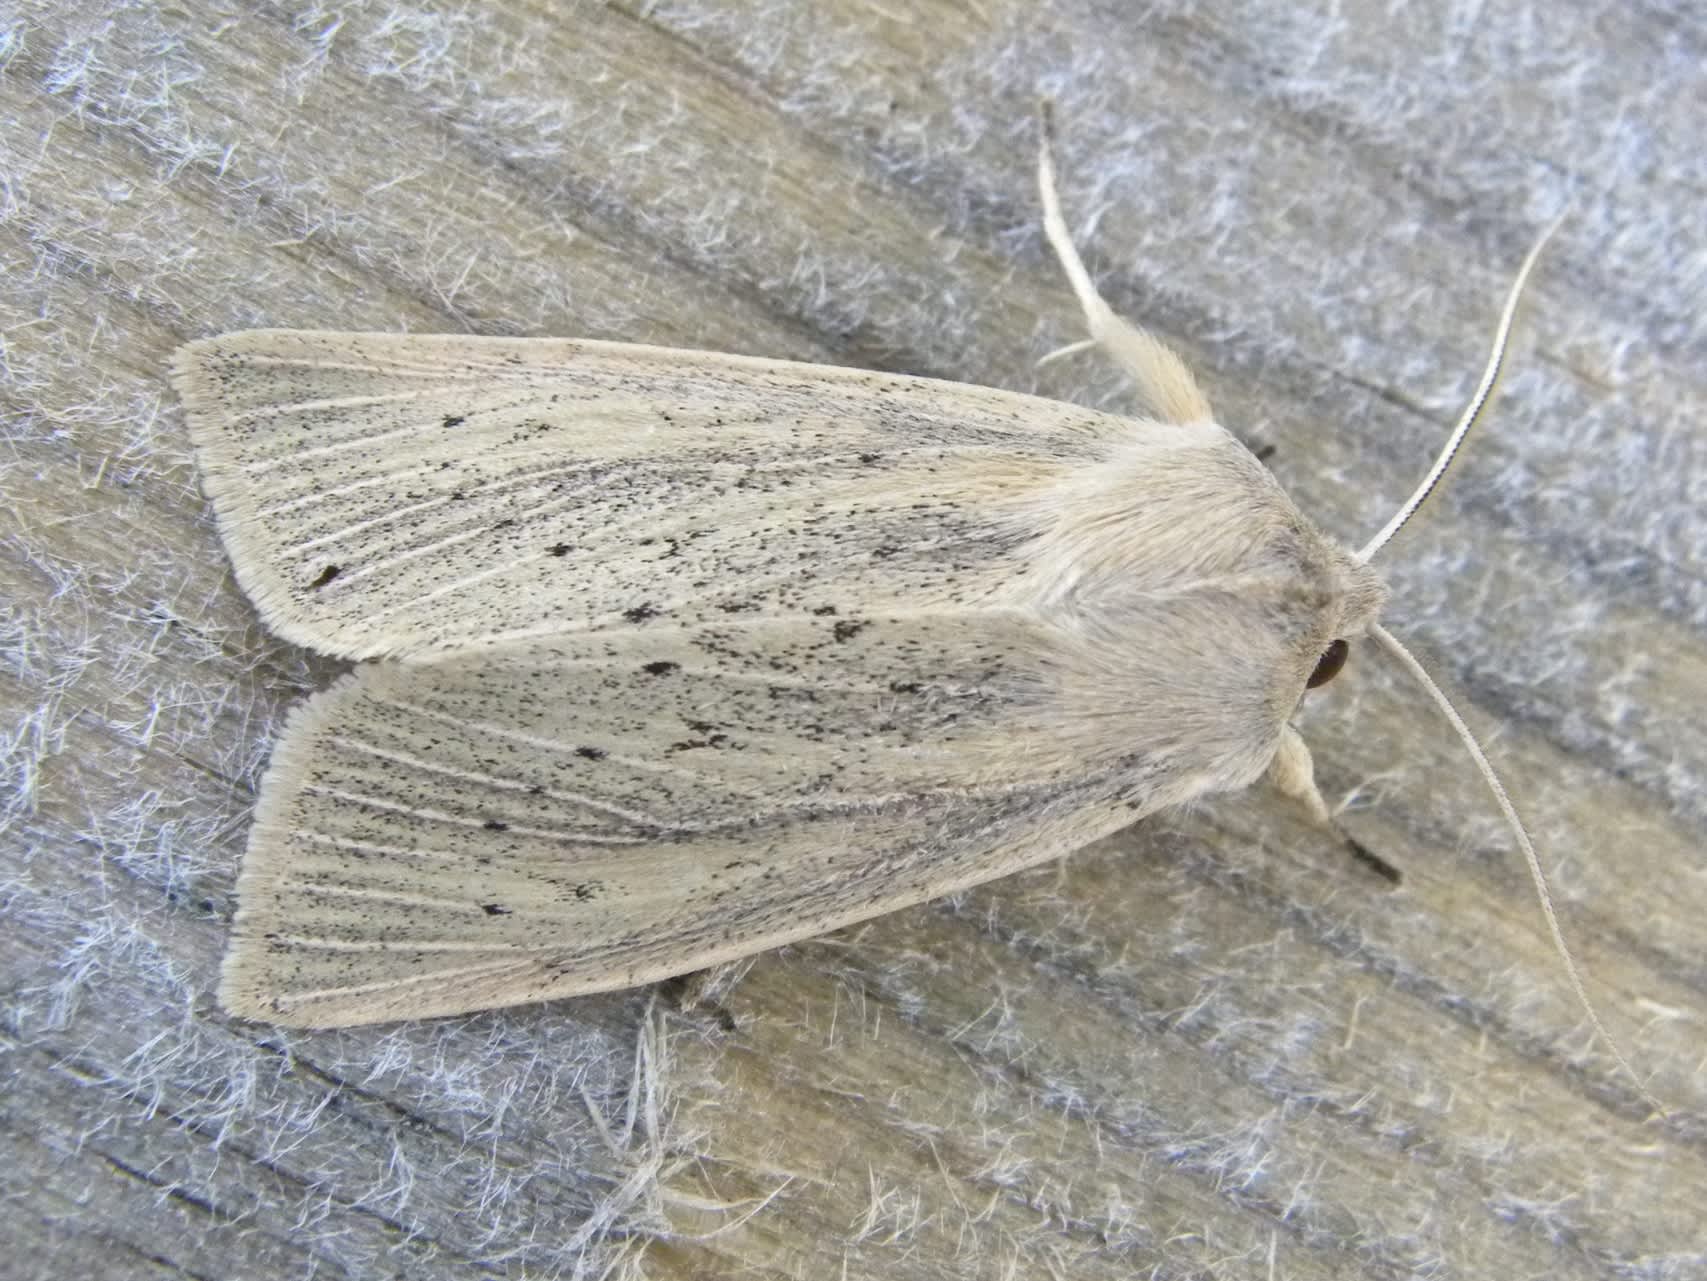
<box><xmin>179</xmin><ymin>117</ymin><xmax>1611</xmax><ymax>1063</ymax></box>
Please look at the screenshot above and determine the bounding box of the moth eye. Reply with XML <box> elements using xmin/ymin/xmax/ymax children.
<box><xmin>1306</xmin><ymin>638</ymin><xmax>1350</xmax><ymax>689</ymax></box>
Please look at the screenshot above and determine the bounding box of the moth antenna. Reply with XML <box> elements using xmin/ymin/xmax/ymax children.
<box><xmin>1037</xmin><ymin>103</ymin><xmax>1213</xmax><ymax>425</ymax></box>
<box><xmin>1368</xmin><ymin>623</ymin><xmax>1662</xmax><ymax>1114</ymax></box>
<box><xmin>1357</xmin><ymin>215</ymin><xmax>1565</xmax><ymax>563</ymax></box>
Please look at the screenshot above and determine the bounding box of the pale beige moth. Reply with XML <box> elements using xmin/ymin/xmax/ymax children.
<box><xmin>179</xmin><ymin>117</ymin><xmax>1622</xmax><ymax>1087</ymax></box>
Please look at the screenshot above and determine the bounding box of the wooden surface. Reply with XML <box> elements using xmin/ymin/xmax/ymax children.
<box><xmin>3</xmin><ymin>2</ymin><xmax>1703</xmax><ymax>1278</ymax></box>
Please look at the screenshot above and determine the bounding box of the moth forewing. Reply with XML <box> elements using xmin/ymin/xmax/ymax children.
<box><xmin>175</xmin><ymin>331</ymin><xmax>1130</xmax><ymax>662</ymax></box>
<box><xmin>213</xmin><ymin>626</ymin><xmax>1210</xmax><ymax>1025</ymax></box>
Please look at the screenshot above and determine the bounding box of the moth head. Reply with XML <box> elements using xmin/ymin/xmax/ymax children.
<box><xmin>1289</xmin><ymin>531</ymin><xmax>1383</xmax><ymax>704</ymax></box>
<box><xmin>1287</xmin><ymin>508</ymin><xmax>1387</xmax><ymax>708</ymax></box>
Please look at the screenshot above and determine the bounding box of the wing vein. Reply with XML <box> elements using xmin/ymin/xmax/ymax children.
<box><xmin>327</xmin><ymin>733</ymin><xmax>671</xmax><ymax>829</ymax></box>
<box><xmin>298</xmin><ymin>783</ymin><xmax>652</xmax><ymax>845</ymax></box>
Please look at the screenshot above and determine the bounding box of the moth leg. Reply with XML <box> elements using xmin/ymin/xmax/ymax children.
<box><xmin>1036</xmin><ymin>107</ymin><xmax>1213</xmax><ymax>426</ymax></box>
<box><xmin>1268</xmin><ymin>724</ymin><xmax>1333</xmax><ymax>826</ymax></box>
<box><xmin>1268</xmin><ymin>725</ymin><xmax>1402</xmax><ymax>884</ymax></box>
<box><xmin>668</xmin><ymin>957</ymin><xmax>760</xmax><ymax>1029</ymax></box>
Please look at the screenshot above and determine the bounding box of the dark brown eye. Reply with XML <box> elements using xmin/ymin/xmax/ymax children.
<box><xmin>1306</xmin><ymin>638</ymin><xmax>1349</xmax><ymax>689</ymax></box>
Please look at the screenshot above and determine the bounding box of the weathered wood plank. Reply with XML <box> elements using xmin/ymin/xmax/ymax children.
<box><xmin>3</xmin><ymin>2</ymin><xmax>1702</xmax><ymax>1278</ymax></box>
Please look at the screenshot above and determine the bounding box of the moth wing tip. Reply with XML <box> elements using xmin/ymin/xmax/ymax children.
<box><xmin>216</xmin><ymin>954</ymin><xmax>298</xmax><ymax>1026</ymax></box>
<box><xmin>218</xmin><ymin>954</ymin><xmax>372</xmax><ymax>1029</ymax></box>
<box><xmin>170</xmin><ymin>334</ymin><xmax>246</xmax><ymax>428</ymax></box>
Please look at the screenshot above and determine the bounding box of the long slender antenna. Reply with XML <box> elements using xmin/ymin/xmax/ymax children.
<box><xmin>1368</xmin><ymin>623</ymin><xmax>1660</xmax><ymax>1113</ymax></box>
<box><xmin>1356</xmin><ymin>217</ymin><xmax>1563</xmax><ymax>563</ymax></box>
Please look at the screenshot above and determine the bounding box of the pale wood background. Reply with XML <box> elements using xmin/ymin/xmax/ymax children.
<box><xmin>3</xmin><ymin>2</ymin><xmax>1704</xmax><ymax>1279</ymax></box>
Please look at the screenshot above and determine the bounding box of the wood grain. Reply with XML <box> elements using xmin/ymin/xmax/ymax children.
<box><xmin>3</xmin><ymin>1</ymin><xmax>1702</xmax><ymax>1278</ymax></box>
